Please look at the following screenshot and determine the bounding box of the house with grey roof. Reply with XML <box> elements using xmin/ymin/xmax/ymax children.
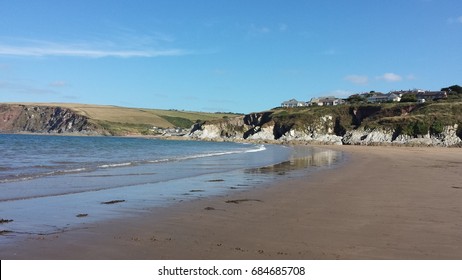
<box><xmin>281</xmin><ymin>99</ymin><xmax>307</xmax><ymax>108</ymax></box>
<box><xmin>415</xmin><ymin>91</ymin><xmax>447</xmax><ymax>101</ymax></box>
<box><xmin>392</xmin><ymin>90</ymin><xmax>447</xmax><ymax>101</ymax></box>
<box><xmin>309</xmin><ymin>96</ymin><xmax>344</xmax><ymax>106</ymax></box>
<box><xmin>367</xmin><ymin>93</ymin><xmax>401</xmax><ymax>103</ymax></box>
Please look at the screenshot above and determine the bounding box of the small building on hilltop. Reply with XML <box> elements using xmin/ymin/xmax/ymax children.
<box><xmin>367</xmin><ymin>92</ymin><xmax>401</xmax><ymax>103</ymax></box>
<box><xmin>281</xmin><ymin>99</ymin><xmax>307</xmax><ymax>108</ymax></box>
<box><xmin>415</xmin><ymin>91</ymin><xmax>447</xmax><ymax>101</ymax></box>
<box><xmin>393</xmin><ymin>90</ymin><xmax>447</xmax><ymax>101</ymax></box>
<box><xmin>309</xmin><ymin>96</ymin><xmax>344</xmax><ymax>106</ymax></box>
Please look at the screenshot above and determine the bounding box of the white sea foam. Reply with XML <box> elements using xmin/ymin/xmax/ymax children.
<box><xmin>62</xmin><ymin>168</ymin><xmax>87</xmax><ymax>173</ymax></box>
<box><xmin>177</xmin><ymin>144</ymin><xmax>266</xmax><ymax>160</ymax></box>
<box><xmin>245</xmin><ymin>144</ymin><xmax>266</xmax><ymax>153</ymax></box>
<box><xmin>0</xmin><ymin>167</ymin><xmax>91</xmax><ymax>184</ymax></box>
<box><xmin>148</xmin><ymin>158</ymin><xmax>171</xmax><ymax>163</ymax></box>
<box><xmin>99</xmin><ymin>162</ymin><xmax>133</xmax><ymax>168</ymax></box>
<box><xmin>144</xmin><ymin>144</ymin><xmax>266</xmax><ymax>163</ymax></box>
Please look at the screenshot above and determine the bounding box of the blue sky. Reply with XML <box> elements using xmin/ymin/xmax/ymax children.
<box><xmin>0</xmin><ymin>0</ymin><xmax>461</xmax><ymax>113</ymax></box>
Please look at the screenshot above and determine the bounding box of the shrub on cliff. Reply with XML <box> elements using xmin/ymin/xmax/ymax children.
<box><xmin>430</xmin><ymin>120</ymin><xmax>444</xmax><ymax>135</ymax></box>
<box><xmin>457</xmin><ymin>124</ymin><xmax>462</xmax><ymax>139</ymax></box>
<box><xmin>400</xmin><ymin>94</ymin><xmax>417</xmax><ymax>103</ymax></box>
<box><xmin>412</xmin><ymin>121</ymin><xmax>429</xmax><ymax>136</ymax></box>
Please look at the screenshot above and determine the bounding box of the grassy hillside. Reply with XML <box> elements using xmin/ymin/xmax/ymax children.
<box><xmin>270</xmin><ymin>101</ymin><xmax>462</xmax><ymax>137</ymax></box>
<box><xmin>14</xmin><ymin>103</ymin><xmax>241</xmax><ymax>135</ymax></box>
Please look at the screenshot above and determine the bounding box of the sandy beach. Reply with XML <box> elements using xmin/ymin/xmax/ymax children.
<box><xmin>1</xmin><ymin>145</ymin><xmax>462</xmax><ymax>260</ymax></box>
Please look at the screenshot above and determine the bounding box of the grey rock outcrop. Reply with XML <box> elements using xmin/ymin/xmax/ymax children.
<box><xmin>342</xmin><ymin>129</ymin><xmax>394</xmax><ymax>145</ymax></box>
<box><xmin>342</xmin><ymin>125</ymin><xmax>461</xmax><ymax>146</ymax></box>
<box><xmin>189</xmin><ymin>116</ymin><xmax>248</xmax><ymax>140</ymax></box>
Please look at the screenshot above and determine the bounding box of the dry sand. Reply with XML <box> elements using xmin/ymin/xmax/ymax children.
<box><xmin>1</xmin><ymin>145</ymin><xmax>462</xmax><ymax>259</ymax></box>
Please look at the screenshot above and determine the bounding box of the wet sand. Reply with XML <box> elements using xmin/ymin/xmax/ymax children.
<box><xmin>1</xmin><ymin>145</ymin><xmax>462</xmax><ymax>259</ymax></box>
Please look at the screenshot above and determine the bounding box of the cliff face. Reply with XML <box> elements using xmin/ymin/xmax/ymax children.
<box><xmin>2</xmin><ymin>103</ymin><xmax>461</xmax><ymax>146</ymax></box>
<box><xmin>187</xmin><ymin>105</ymin><xmax>462</xmax><ymax>147</ymax></box>
<box><xmin>188</xmin><ymin>112</ymin><xmax>345</xmax><ymax>144</ymax></box>
<box><xmin>0</xmin><ymin>104</ymin><xmax>99</xmax><ymax>134</ymax></box>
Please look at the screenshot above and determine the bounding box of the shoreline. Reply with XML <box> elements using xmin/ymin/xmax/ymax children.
<box><xmin>4</xmin><ymin>130</ymin><xmax>462</xmax><ymax>148</ymax></box>
<box><xmin>1</xmin><ymin>145</ymin><xmax>462</xmax><ymax>259</ymax></box>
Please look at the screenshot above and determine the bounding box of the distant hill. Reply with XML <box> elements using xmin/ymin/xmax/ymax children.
<box><xmin>0</xmin><ymin>103</ymin><xmax>242</xmax><ymax>136</ymax></box>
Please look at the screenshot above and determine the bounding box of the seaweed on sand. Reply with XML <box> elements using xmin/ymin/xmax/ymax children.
<box><xmin>101</xmin><ymin>199</ymin><xmax>126</xmax><ymax>204</ymax></box>
<box><xmin>225</xmin><ymin>199</ymin><xmax>262</xmax><ymax>204</ymax></box>
<box><xmin>0</xmin><ymin>219</ymin><xmax>13</xmax><ymax>224</ymax></box>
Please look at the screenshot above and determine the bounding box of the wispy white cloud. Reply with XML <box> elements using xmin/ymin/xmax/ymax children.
<box><xmin>0</xmin><ymin>79</ymin><xmax>58</xmax><ymax>95</ymax></box>
<box><xmin>49</xmin><ymin>80</ymin><xmax>68</xmax><ymax>87</ymax></box>
<box><xmin>322</xmin><ymin>89</ymin><xmax>353</xmax><ymax>98</ymax></box>
<box><xmin>278</xmin><ymin>23</ymin><xmax>288</xmax><ymax>32</ymax></box>
<box><xmin>322</xmin><ymin>48</ymin><xmax>338</xmax><ymax>56</ymax></box>
<box><xmin>248</xmin><ymin>24</ymin><xmax>271</xmax><ymax>35</ymax></box>
<box><xmin>346</xmin><ymin>72</ymin><xmax>411</xmax><ymax>85</ymax></box>
<box><xmin>344</xmin><ymin>74</ymin><xmax>369</xmax><ymax>85</ymax></box>
<box><xmin>0</xmin><ymin>78</ymin><xmax>79</xmax><ymax>101</ymax></box>
<box><xmin>406</xmin><ymin>74</ymin><xmax>416</xmax><ymax>80</ymax></box>
<box><xmin>212</xmin><ymin>68</ymin><xmax>228</xmax><ymax>76</ymax></box>
<box><xmin>246</xmin><ymin>23</ymin><xmax>289</xmax><ymax>36</ymax></box>
<box><xmin>281</xmin><ymin>68</ymin><xmax>304</xmax><ymax>77</ymax></box>
<box><xmin>447</xmin><ymin>16</ymin><xmax>462</xmax><ymax>24</ymax></box>
<box><xmin>0</xmin><ymin>38</ymin><xmax>191</xmax><ymax>58</ymax></box>
<box><xmin>377</xmin><ymin>72</ymin><xmax>403</xmax><ymax>82</ymax></box>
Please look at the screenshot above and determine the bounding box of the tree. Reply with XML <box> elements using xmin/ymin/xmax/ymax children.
<box><xmin>400</xmin><ymin>94</ymin><xmax>417</xmax><ymax>102</ymax></box>
<box><xmin>441</xmin><ymin>85</ymin><xmax>462</xmax><ymax>95</ymax></box>
<box><xmin>347</xmin><ymin>95</ymin><xmax>366</xmax><ymax>104</ymax></box>
<box><xmin>430</xmin><ymin>120</ymin><xmax>444</xmax><ymax>135</ymax></box>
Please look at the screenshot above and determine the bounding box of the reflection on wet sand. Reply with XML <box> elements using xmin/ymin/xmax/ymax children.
<box><xmin>245</xmin><ymin>146</ymin><xmax>343</xmax><ymax>175</ymax></box>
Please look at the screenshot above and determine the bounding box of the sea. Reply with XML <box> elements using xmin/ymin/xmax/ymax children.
<box><xmin>0</xmin><ymin>134</ymin><xmax>343</xmax><ymax>242</ymax></box>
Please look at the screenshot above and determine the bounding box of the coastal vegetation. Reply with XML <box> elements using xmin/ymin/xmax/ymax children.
<box><xmin>271</xmin><ymin>101</ymin><xmax>462</xmax><ymax>138</ymax></box>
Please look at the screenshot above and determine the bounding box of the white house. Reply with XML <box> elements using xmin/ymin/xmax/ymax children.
<box><xmin>309</xmin><ymin>96</ymin><xmax>343</xmax><ymax>106</ymax></box>
<box><xmin>392</xmin><ymin>90</ymin><xmax>447</xmax><ymax>101</ymax></box>
<box><xmin>367</xmin><ymin>93</ymin><xmax>401</xmax><ymax>103</ymax></box>
<box><xmin>281</xmin><ymin>99</ymin><xmax>307</xmax><ymax>108</ymax></box>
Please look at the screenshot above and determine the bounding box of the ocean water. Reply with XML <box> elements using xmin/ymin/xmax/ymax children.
<box><xmin>0</xmin><ymin>134</ymin><xmax>342</xmax><ymax>241</ymax></box>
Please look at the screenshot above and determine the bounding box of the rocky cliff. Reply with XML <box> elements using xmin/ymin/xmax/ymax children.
<box><xmin>0</xmin><ymin>104</ymin><xmax>100</xmax><ymax>134</ymax></box>
<box><xmin>3</xmin><ymin>102</ymin><xmax>462</xmax><ymax>146</ymax></box>
<box><xmin>187</xmin><ymin>103</ymin><xmax>462</xmax><ymax>147</ymax></box>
